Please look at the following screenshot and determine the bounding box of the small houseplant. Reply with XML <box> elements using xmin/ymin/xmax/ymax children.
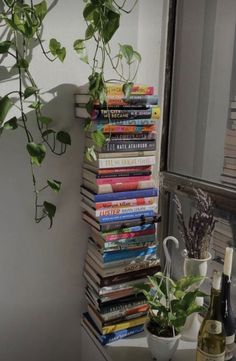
<box><xmin>174</xmin><ymin>188</ymin><xmax>216</xmax><ymax>260</ymax></box>
<box><xmin>136</xmin><ymin>272</ymin><xmax>205</xmax><ymax>361</ymax></box>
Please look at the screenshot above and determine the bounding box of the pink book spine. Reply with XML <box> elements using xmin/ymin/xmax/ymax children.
<box><xmin>95</xmin><ymin>196</ymin><xmax>156</xmax><ymax>209</ymax></box>
<box><xmin>96</xmin><ymin>176</ymin><xmax>151</xmax><ymax>185</ymax></box>
<box><xmin>104</xmin><ymin>229</ymin><xmax>156</xmax><ymax>241</ymax></box>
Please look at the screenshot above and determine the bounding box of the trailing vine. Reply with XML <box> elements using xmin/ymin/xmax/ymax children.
<box><xmin>73</xmin><ymin>0</ymin><xmax>141</xmax><ymax>160</ymax></box>
<box><xmin>0</xmin><ymin>0</ymin><xmax>70</xmax><ymax>227</ymax></box>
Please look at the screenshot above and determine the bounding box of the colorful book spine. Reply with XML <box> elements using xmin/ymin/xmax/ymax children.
<box><xmin>90</xmin><ymin>124</ymin><xmax>155</xmax><ymax>133</ymax></box>
<box><xmin>93</xmin><ymin>118</ymin><xmax>157</xmax><ymax>126</ymax></box>
<box><xmin>91</xmin><ymin>106</ymin><xmax>160</xmax><ymax>120</ymax></box>
<box><xmin>99</xmin><ymin>228</ymin><xmax>156</xmax><ymax>241</ymax></box>
<box><xmin>105</xmin><ymin>84</ymin><xmax>154</xmax><ymax>95</ymax></box>
<box><xmin>96</xmin><ymin>175</ymin><xmax>151</xmax><ymax>185</ymax></box>
<box><xmin>94</xmin><ymin>140</ymin><xmax>156</xmax><ymax>153</ymax></box>
<box><xmin>99</xmin><ymin>210</ymin><xmax>156</xmax><ymax>223</ymax></box>
<box><xmin>92</xmin><ymin>188</ymin><xmax>158</xmax><ymax>202</ymax></box>
<box><xmin>95</xmin><ymin>165</ymin><xmax>152</xmax><ymax>175</ymax></box>
<box><xmin>101</xmin><ymin>245</ymin><xmax>157</xmax><ymax>263</ymax></box>
<box><xmin>102</xmin><ymin>223</ymin><xmax>155</xmax><ymax>236</ymax></box>
<box><xmin>96</xmin><ymin>171</ymin><xmax>152</xmax><ymax>178</ymax></box>
<box><xmin>95</xmin><ymin>156</ymin><xmax>156</xmax><ymax>169</ymax></box>
<box><xmin>95</xmin><ymin>204</ymin><xmax>157</xmax><ymax>217</ymax></box>
<box><xmin>95</xmin><ymin>196</ymin><xmax>156</xmax><ymax>209</ymax></box>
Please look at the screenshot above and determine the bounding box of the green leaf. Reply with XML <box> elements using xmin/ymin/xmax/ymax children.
<box><xmin>102</xmin><ymin>11</ymin><xmax>120</xmax><ymax>43</ymax></box>
<box><xmin>3</xmin><ymin>116</ymin><xmax>18</xmax><ymax>130</ymax></box>
<box><xmin>176</xmin><ymin>275</ymin><xmax>204</xmax><ymax>291</ymax></box>
<box><xmin>0</xmin><ymin>96</ymin><xmax>12</xmax><ymax>125</ymax></box>
<box><xmin>28</xmin><ymin>101</ymin><xmax>41</xmax><ymax>109</ymax></box>
<box><xmin>86</xmin><ymin>146</ymin><xmax>96</xmax><ymax>161</ymax></box>
<box><xmin>84</xmin><ymin>118</ymin><xmax>92</xmax><ymax>131</ymax></box>
<box><xmin>0</xmin><ymin>40</ymin><xmax>12</xmax><ymax>54</ymax></box>
<box><xmin>73</xmin><ymin>39</ymin><xmax>88</xmax><ymax>64</ymax></box>
<box><xmin>26</xmin><ymin>142</ymin><xmax>46</xmax><ymax>166</ymax></box>
<box><xmin>47</xmin><ymin>178</ymin><xmax>61</xmax><ymax>193</ymax></box>
<box><xmin>24</xmin><ymin>86</ymin><xmax>38</xmax><ymax>99</ymax></box>
<box><xmin>49</xmin><ymin>39</ymin><xmax>66</xmax><ymax>62</ymax></box>
<box><xmin>34</xmin><ymin>0</ymin><xmax>47</xmax><ymax>22</ymax></box>
<box><xmin>86</xmin><ymin>98</ymin><xmax>94</xmax><ymax>114</ymax></box>
<box><xmin>39</xmin><ymin>116</ymin><xmax>53</xmax><ymax>126</ymax></box>
<box><xmin>119</xmin><ymin>44</ymin><xmax>134</xmax><ymax>64</ymax></box>
<box><xmin>133</xmin><ymin>50</ymin><xmax>142</xmax><ymax>62</ymax></box>
<box><xmin>85</xmin><ymin>24</ymin><xmax>95</xmax><ymax>39</ymax></box>
<box><xmin>17</xmin><ymin>58</ymin><xmax>29</xmax><ymax>70</ymax></box>
<box><xmin>83</xmin><ymin>3</ymin><xmax>96</xmax><ymax>21</ymax></box>
<box><xmin>13</xmin><ymin>13</ymin><xmax>25</xmax><ymax>33</ymax></box>
<box><xmin>43</xmin><ymin>201</ymin><xmax>56</xmax><ymax>229</ymax></box>
<box><xmin>92</xmin><ymin>130</ymin><xmax>106</xmax><ymax>147</ymax></box>
<box><xmin>122</xmin><ymin>82</ymin><xmax>134</xmax><ymax>98</ymax></box>
<box><xmin>42</xmin><ymin>129</ymin><xmax>55</xmax><ymax>137</ymax></box>
<box><xmin>56</xmin><ymin>131</ymin><xmax>71</xmax><ymax>145</ymax></box>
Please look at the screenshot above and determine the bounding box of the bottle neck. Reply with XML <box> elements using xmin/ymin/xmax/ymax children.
<box><xmin>209</xmin><ymin>287</ymin><xmax>221</xmax><ymax>318</ymax></box>
<box><xmin>221</xmin><ymin>273</ymin><xmax>232</xmax><ymax>308</ymax></box>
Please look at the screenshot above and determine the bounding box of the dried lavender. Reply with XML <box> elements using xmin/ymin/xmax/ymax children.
<box><xmin>173</xmin><ymin>188</ymin><xmax>216</xmax><ymax>259</ymax></box>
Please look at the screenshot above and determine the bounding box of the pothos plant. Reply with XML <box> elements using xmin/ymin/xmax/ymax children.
<box><xmin>73</xmin><ymin>0</ymin><xmax>141</xmax><ymax>161</ymax></box>
<box><xmin>0</xmin><ymin>0</ymin><xmax>70</xmax><ymax>227</ymax></box>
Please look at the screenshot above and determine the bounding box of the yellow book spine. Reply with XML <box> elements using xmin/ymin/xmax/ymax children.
<box><xmin>102</xmin><ymin>315</ymin><xmax>147</xmax><ymax>335</ymax></box>
<box><xmin>106</xmin><ymin>84</ymin><xmax>154</xmax><ymax>96</ymax></box>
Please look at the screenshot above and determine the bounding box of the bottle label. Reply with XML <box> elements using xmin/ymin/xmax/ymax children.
<box><xmin>197</xmin><ymin>348</ymin><xmax>225</xmax><ymax>361</ymax></box>
<box><xmin>205</xmin><ymin>320</ymin><xmax>222</xmax><ymax>334</ymax></box>
<box><xmin>225</xmin><ymin>335</ymin><xmax>235</xmax><ymax>361</ymax></box>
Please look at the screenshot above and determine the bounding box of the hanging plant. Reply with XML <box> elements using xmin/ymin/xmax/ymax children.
<box><xmin>73</xmin><ymin>0</ymin><xmax>141</xmax><ymax>160</ymax></box>
<box><xmin>0</xmin><ymin>0</ymin><xmax>70</xmax><ymax>227</ymax></box>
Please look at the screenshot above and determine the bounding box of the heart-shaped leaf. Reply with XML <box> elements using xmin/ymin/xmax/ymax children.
<box><xmin>39</xmin><ymin>116</ymin><xmax>53</xmax><ymax>126</ymax></box>
<box><xmin>0</xmin><ymin>40</ymin><xmax>12</xmax><ymax>54</ymax></box>
<box><xmin>73</xmin><ymin>39</ymin><xmax>88</xmax><ymax>64</ymax></box>
<box><xmin>0</xmin><ymin>96</ymin><xmax>13</xmax><ymax>125</ymax></box>
<box><xmin>56</xmin><ymin>131</ymin><xmax>71</xmax><ymax>145</ymax></box>
<box><xmin>24</xmin><ymin>86</ymin><xmax>38</xmax><ymax>99</ymax></box>
<box><xmin>47</xmin><ymin>178</ymin><xmax>61</xmax><ymax>192</ymax></box>
<box><xmin>26</xmin><ymin>142</ymin><xmax>46</xmax><ymax>166</ymax></box>
<box><xmin>43</xmin><ymin>201</ymin><xmax>56</xmax><ymax>228</ymax></box>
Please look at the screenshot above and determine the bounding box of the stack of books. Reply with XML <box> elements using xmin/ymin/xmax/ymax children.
<box><xmin>221</xmin><ymin>98</ymin><xmax>236</xmax><ymax>187</ymax></box>
<box><xmin>76</xmin><ymin>83</ymin><xmax>161</xmax><ymax>345</ymax></box>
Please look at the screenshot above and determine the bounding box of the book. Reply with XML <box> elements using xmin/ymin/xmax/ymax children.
<box><xmin>81</xmin><ymin>199</ymin><xmax>157</xmax><ymax>218</ymax></box>
<box><xmin>85</xmin><ymin>253</ymin><xmax>160</xmax><ymax>277</ymax></box>
<box><xmin>82</xmin><ymin>313</ymin><xmax>144</xmax><ymax>345</ymax></box>
<box><xmin>84</xmin><ymin>155</ymin><xmax>156</xmax><ymax>169</ymax></box>
<box><xmin>82</xmin><ymin>168</ymin><xmax>152</xmax><ymax>184</ymax></box>
<box><xmin>93</xmin><ymin>150</ymin><xmax>156</xmax><ymax>159</ymax></box>
<box><xmin>85</xmin><ymin>138</ymin><xmax>156</xmax><ymax>153</ymax></box>
<box><xmin>83</xmin><ymin>162</ymin><xmax>152</xmax><ymax>174</ymax></box>
<box><xmin>86</xmin><ymin>123</ymin><xmax>155</xmax><ymax>133</ymax></box>
<box><xmin>81</xmin><ymin>107</ymin><xmax>160</xmax><ymax>121</ymax></box>
<box><xmin>84</xmin><ymin>260</ymin><xmax>160</xmax><ymax>288</ymax></box>
<box><xmin>87</xmin><ymin>303</ymin><xmax>147</xmax><ymax>330</ymax></box>
<box><xmin>87</xmin><ymin>241</ymin><xmax>157</xmax><ymax>265</ymax></box>
<box><xmin>82</xmin><ymin>211</ymin><xmax>161</xmax><ymax>232</ymax></box>
<box><xmin>99</xmin><ymin>133</ymin><xmax>157</xmax><ymax>141</ymax></box>
<box><xmin>82</xmin><ymin>178</ymin><xmax>156</xmax><ymax>194</ymax></box>
<box><xmin>75</xmin><ymin>94</ymin><xmax>158</xmax><ymax>107</ymax></box>
<box><xmin>91</xmin><ymin>224</ymin><xmax>156</xmax><ymax>241</ymax></box>
<box><xmin>91</xmin><ymin>235</ymin><xmax>156</xmax><ymax>252</ymax></box>
<box><xmin>95</xmin><ymin>196</ymin><xmax>157</xmax><ymax>209</ymax></box>
<box><xmin>76</xmin><ymin>83</ymin><xmax>155</xmax><ymax>95</ymax></box>
<box><xmin>88</xmin><ymin>301</ymin><xmax>149</xmax><ymax>323</ymax></box>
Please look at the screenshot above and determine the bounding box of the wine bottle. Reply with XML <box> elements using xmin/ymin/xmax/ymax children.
<box><xmin>196</xmin><ymin>270</ymin><xmax>226</xmax><ymax>361</ymax></box>
<box><xmin>221</xmin><ymin>247</ymin><xmax>236</xmax><ymax>361</ymax></box>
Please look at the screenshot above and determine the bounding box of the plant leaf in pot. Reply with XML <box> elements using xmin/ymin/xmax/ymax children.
<box><xmin>136</xmin><ymin>272</ymin><xmax>206</xmax><ymax>361</ymax></box>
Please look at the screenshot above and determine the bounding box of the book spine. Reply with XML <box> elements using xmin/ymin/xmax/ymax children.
<box><xmin>102</xmin><ymin>304</ymin><xmax>149</xmax><ymax>322</ymax></box>
<box><xmin>97</xmin><ymin>156</ymin><xmax>156</xmax><ymax>169</ymax></box>
<box><xmin>102</xmin><ymin>246</ymin><xmax>157</xmax><ymax>263</ymax></box>
<box><xmin>94</xmin><ymin>188</ymin><xmax>158</xmax><ymax>202</ymax></box>
<box><xmin>102</xmin><ymin>228</ymin><xmax>155</xmax><ymax>241</ymax></box>
<box><xmin>94</xmin><ymin>118</ymin><xmax>157</xmax><ymax>126</ymax></box>
<box><xmin>101</xmin><ymin>315</ymin><xmax>147</xmax><ymax>334</ymax></box>
<box><xmin>104</xmin><ymin>133</ymin><xmax>156</xmax><ymax>141</ymax></box>
<box><xmin>95</xmin><ymin>204</ymin><xmax>157</xmax><ymax>217</ymax></box>
<box><xmin>96</xmin><ymin>95</ymin><xmax>158</xmax><ymax>107</ymax></box>
<box><xmin>98</xmin><ymin>140</ymin><xmax>156</xmax><ymax>153</ymax></box>
<box><xmin>105</xmin><ymin>84</ymin><xmax>154</xmax><ymax>95</ymax></box>
<box><xmin>96</xmin><ymin>175</ymin><xmax>151</xmax><ymax>185</ymax></box>
<box><xmin>99</xmin><ymin>210</ymin><xmax>156</xmax><ymax>223</ymax></box>
<box><xmin>103</xmin><ymin>241</ymin><xmax>156</xmax><ymax>252</ymax></box>
<box><xmin>96</xmin><ymin>196</ymin><xmax>156</xmax><ymax>209</ymax></box>
<box><xmin>100</xmin><ymin>324</ymin><xmax>144</xmax><ymax>345</ymax></box>
<box><xmin>94</xmin><ymin>107</ymin><xmax>159</xmax><ymax>120</ymax></box>
<box><xmin>96</xmin><ymin>165</ymin><xmax>152</xmax><ymax>175</ymax></box>
<box><xmin>95</xmin><ymin>124</ymin><xmax>155</xmax><ymax>133</ymax></box>
<box><xmin>102</xmin><ymin>233</ymin><xmax>156</xmax><ymax>245</ymax></box>
<box><xmin>96</xmin><ymin>171</ymin><xmax>152</xmax><ymax>178</ymax></box>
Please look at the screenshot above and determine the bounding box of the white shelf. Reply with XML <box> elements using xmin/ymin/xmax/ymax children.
<box><xmin>81</xmin><ymin>322</ymin><xmax>198</xmax><ymax>361</ymax></box>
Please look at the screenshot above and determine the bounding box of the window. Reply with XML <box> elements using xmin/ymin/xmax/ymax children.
<box><xmin>160</xmin><ymin>0</ymin><xmax>236</xmax><ymax>311</ymax></box>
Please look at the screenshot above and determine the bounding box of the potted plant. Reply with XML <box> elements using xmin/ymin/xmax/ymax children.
<box><xmin>174</xmin><ymin>188</ymin><xmax>216</xmax><ymax>278</ymax></box>
<box><xmin>136</xmin><ymin>272</ymin><xmax>205</xmax><ymax>361</ymax></box>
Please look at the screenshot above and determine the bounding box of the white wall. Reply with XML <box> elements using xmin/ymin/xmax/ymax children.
<box><xmin>0</xmin><ymin>1</ymin><xmax>165</xmax><ymax>361</ymax></box>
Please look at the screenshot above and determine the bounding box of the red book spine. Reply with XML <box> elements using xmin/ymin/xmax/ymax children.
<box><xmin>96</xmin><ymin>197</ymin><xmax>156</xmax><ymax>209</ymax></box>
<box><xmin>103</xmin><ymin>229</ymin><xmax>156</xmax><ymax>241</ymax></box>
<box><xmin>96</xmin><ymin>176</ymin><xmax>151</xmax><ymax>185</ymax></box>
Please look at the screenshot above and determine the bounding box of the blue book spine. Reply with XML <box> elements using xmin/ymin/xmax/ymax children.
<box><xmin>95</xmin><ymin>119</ymin><xmax>156</xmax><ymax>126</ymax></box>
<box><xmin>100</xmin><ymin>324</ymin><xmax>144</xmax><ymax>345</ymax></box>
<box><xmin>102</xmin><ymin>246</ymin><xmax>157</xmax><ymax>263</ymax></box>
<box><xmin>94</xmin><ymin>188</ymin><xmax>158</xmax><ymax>202</ymax></box>
<box><xmin>99</xmin><ymin>211</ymin><xmax>155</xmax><ymax>223</ymax></box>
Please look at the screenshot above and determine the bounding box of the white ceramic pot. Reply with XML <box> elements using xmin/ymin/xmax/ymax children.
<box><xmin>183</xmin><ymin>252</ymin><xmax>212</xmax><ymax>279</ymax></box>
<box><xmin>145</xmin><ymin>323</ymin><xmax>181</xmax><ymax>361</ymax></box>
